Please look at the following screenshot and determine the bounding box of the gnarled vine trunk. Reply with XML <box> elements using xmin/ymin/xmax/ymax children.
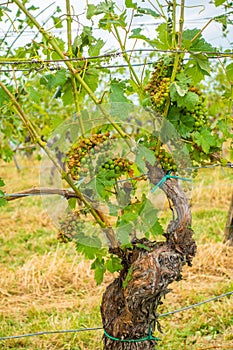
<box><xmin>101</xmin><ymin>164</ymin><xmax>196</xmax><ymax>349</ymax></box>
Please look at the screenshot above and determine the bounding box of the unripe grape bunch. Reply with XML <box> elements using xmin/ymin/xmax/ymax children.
<box><xmin>66</xmin><ymin>132</ymin><xmax>114</xmax><ymax>180</ymax></box>
<box><xmin>187</xmin><ymin>86</ymin><xmax>210</xmax><ymax>132</ymax></box>
<box><xmin>57</xmin><ymin>210</ymin><xmax>85</xmax><ymax>243</ymax></box>
<box><xmin>101</xmin><ymin>157</ymin><xmax>134</xmax><ymax>178</ymax></box>
<box><xmin>144</xmin><ymin>55</ymin><xmax>174</xmax><ymax>112</ymax></box>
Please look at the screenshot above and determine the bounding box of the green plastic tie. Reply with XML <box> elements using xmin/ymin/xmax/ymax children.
<box><xmin>104</xmin><ymin>327</ymin><xmax>161</xmax><ymax>343</ymax></box>
<box><xmin>151</xmin><ymin>171</ymin><xmax>192</xmax><ymax>193</ymax></box>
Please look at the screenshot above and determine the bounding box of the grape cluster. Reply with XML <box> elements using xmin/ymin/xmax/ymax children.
<box><xmin>66</xmin><ymin>132</ymin><xmax>114</xmax><ymax>180</ymax></box>
<box><xmin>188</xmin><ymin>87</ymin><xmax>209</xmax><ymax>131</ymax></box>
<box><xmin>145</xmin><ymin>77</ymin><xmax>170</xmax><ymax>111</ymax></box>
<box><xmin>101</xmin><ymin>157</ymin><xmax>133</xmax><ymax>177</ymax></box>
<box><xmin>57</xmin><ymin>210</ymin><xmax>84</xmax><ymax>243</ymax></box>
<box><xmin>150</xmin><ymin>145</ymin><xmax>177</xmax><ymax>172</ymax></box>
<box><xmin>144</xmin><ymin>55</ymin><xmax>175</xmax><ymax>111</ymax></box>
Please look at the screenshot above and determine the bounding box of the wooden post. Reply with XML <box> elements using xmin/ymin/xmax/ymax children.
<box><xmin>224</xmin><ymin>193</ymin><xmax>233</xmax><ymax>246</ymax></box>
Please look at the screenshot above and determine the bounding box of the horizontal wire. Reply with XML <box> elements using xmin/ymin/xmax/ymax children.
<box><xmin>159</xmin><ymin>291</ymin><xmax>233</xmax><ymax>317</ymax></box>
<box><xmin>0</xmin><ymin>291</ymin><xmax>232</xmax><ymax>341</ymax></box>
<box><xmin>1</xmin><ymin>48</ymin><xmax>233</xmax><ymax>66</ymax></box>
<box><xmin>0</xmin><ymin>327</ymin><xmax>103</xmax><ymax>341</ymax></box>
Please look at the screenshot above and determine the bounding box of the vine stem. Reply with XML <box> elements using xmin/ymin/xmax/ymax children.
<box><xmin>163</xmin><ymin>0</ymin><xmax>185</xmax><ymax>118</ymax></box>
<box><xmin>112</xmin><ymin>22</ymin><xmax>141</xmax><ymax>88</ymax></box>
<box><xmin>217</xmin><ymin>57</ymin><xmax>233</xmax><ymax>115</ymax></box>
<box><xmin>12</xmin><ymin>0</ymin><xmax>130</xmax><ymax>146</ymax></box>
<box><xmin>0</xmin><ymin>81</ymin><xmax>119</xmax><ymax>248</ymax></box>
<box><xmin>65</xmin><ymin>0</ymin><xmax>84</xmax><ymax>135</ymax></box>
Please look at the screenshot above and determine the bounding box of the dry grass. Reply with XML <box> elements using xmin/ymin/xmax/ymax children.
<box><xmin>0</xmin><ymin>157</ymin><xmax>233</xmax><ymax>349</ymax></box>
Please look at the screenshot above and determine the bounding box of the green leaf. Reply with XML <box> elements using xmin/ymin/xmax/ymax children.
<box><xmin>116</xmin><ymin>221</ymin><xmax>133</xmax><ymax>245</ymax></box>
<box><xmin>0</xmin><ymin>197</ymin><xmax>7</xmax><ymax>207</ymax></box>
<box><xmin>136</xmin><ymin>7</ymin><xmax>160</xmax><ymax>18</ymax></box>
<box><xmin>192</xmin><ymin>54</ymin><xmax>211</xmax><ymax>75</ymax></box>
<box><xmin>215</xmin><ymin>0</ymin><xmax>226</xmax><ymax>6</ymax></box>
<box><xmin>0</xmin><ymin>181</ymin><xmax>7</xmax><ymax>207</ymax></box>
<box><xmin>88</xmin><ymin>38</ymin><xmax>105</xmax><ymax>56</ymax></box>
<box><xmin>67</xmin><ymin>198</ymin><xmax>76</xmax><ymax>210</ymax></box>
<box><xmin>135</xmin><ymin>144</ymin><xmax>155</xmax><ymax>170</ymax></box>
<box><xmin>185</xmin><ymin>62</ymin><xmax>205</xmax><ymax>85</ymax></box>
<box><xmin>110</xmin><ymin>79</ymin><xmax>128</xmax><ymax>104</ymax></box>
<box><xmin>183</xmin><ymin>91</ymin><xmax>200</xmax><ymax>111</ymax></box>
<box><xmin>167</xmin><ymin>106</ymin><xmax>195</xmax><ymax>138</ymax></box>
<box><xmin>95</xmin><ymin>168</ymin><xmax>117</xmax><ymax>201</ymax></box>
<box><xmin>86</xmin><ymin>4</ymin><xmax>96</xmax><ymax>19</ymax></box>
<box><xmin>52</xmin><ymin>15</ymin><xmax>63</xmax><ymax>28</ymax></box>
<box><xmin>182</xmin><ymin>29</ymin><xmax>215</xmax><ymax>52</ymax></box>
<box><xmin>170</xmin><ymin>81</ymin><xmax>188</xmax><ymax>98</ymax></box>
<box><xmin>120</xmin><ymin>200</ymin><xmax>146</xmax><ymax>223</ymax></box>
<box><xmin>129</xmin><ymin>28</ymin><xmax>154</xmax><ymax>45</ymax></box>
<box><xmin>83</xmin><ymin>68</ymin><xmax>99</xmax><ymax>94</ymax></box>
<box><xmin>95</xmin><ymin>2</ymin><xmax>114</xmax><ymax>15</ymax></box>
<box><xmin>226</xmin><ymin>63</ymin><xmax>233</xmax><ymax>83</ymax></box>
<box><xmin>27</xmin><ymin>86</ymin><xmax>41</xmax><ymax>103</ymax></box>
<box><xmin>136</xmin><ymin>243</ymin><xmax>151</xmax><ymax>251</ymax></box>
<box><xmin>153</xmin><ymin>23</ymin><xmax>171</xmax><ymax>49</ymax></box>
<box><xmin>91</xmin><ymin>258</ymin><xmax>106</xmax><ymax>285</ymax></box>
<box><xmin>193</xmin><ymin>128</ymin><xmax>216</xmax><ymax>154</ymax></box>
<box><xmin>76</xmin><ymin>235</ymin><xmax>102</xmax><ymax>259</ymax></box>
<box><xmin>0</xmin><ymin>178</ymin><xmax>5</xmax><ymax>187</ymax></box>
<box><xmin>125</xmin><ymin>0</ymin><xmax>137</xmax><ymax>9</ymax></box>
<box><xmin>123</xmin><ymin>265</ymin><xmax>133</xmax><ymax>289</ymax></box>
<box><xmin>105</xmin><ymin>255</ymin><xmax>122</xmax><ymax>273</ymax></box>
<box><xmin>40</xmin><ymin>68</ymin><xmax>67</xmax><ymax>90</ymax></box>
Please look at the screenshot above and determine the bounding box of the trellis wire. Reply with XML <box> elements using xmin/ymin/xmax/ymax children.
<box><xmin>0</xmin><ymin>291</ymin><xmax>232</xmax><ymax>341</ymax></box>
<box><xmin>1</xmin><ymin>48</ymin><xmax>233</xmax><ymax>67</ymax></box>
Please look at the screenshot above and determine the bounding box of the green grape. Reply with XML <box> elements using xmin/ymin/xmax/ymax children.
<box><xmin>57</xmin><ymin>210</ymin><xmax>85</xmax><ymax>243</ymax></box>
<box><xmin>66</xmin><ymin>131</ymin><xmax>115</xmax><ymax>180</ymax></box>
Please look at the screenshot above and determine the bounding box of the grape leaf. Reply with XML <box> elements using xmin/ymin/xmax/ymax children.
<box><xmin>91</xmin><ymin>257</ymin><xmax>106</xmax><ymax>285</ymax></box>
<box><xmin>125</xmin><ymin>0</ymin><xmax>137</xmax><ymax>9</ymax></box>
<box><xmin>116</xmin><ymin>221</ymin><xmax>133</xmax><ymax>245</ymax></box>
<box><xmin>170</xmin><ymin>81</ymin><xmax>188</xmax><ymax>98</ymax></box>
<box><xmin>193</xmin><ymin>128</ymin><xmax>216</xmax><ymax>154</ymax></box>
<box><xmin>182</xmin><ymin>29</ymin><xmax>215</xmax><ymax>52</ymax></box>
<box><xmin>0</xmin><ymin>180</ymin><xmax>7</xmax><ymax>207</ymax></box>
<box><xmin>52</xmin><ymin>15</ymin><xmax>63</xmax><ymax>28</ymax></box>
<box><xmin>86</xmin><ymin>4</ymin><xmax>96</xmax><ymax>19</ymax></box>
<box><xmin>27</xmin><ymin>86</ymin><xmax>41</xmax><ymax>103</ymax></box>
<box><xmin>192</xmin><ymin>54</ymin><xmax>211</xmax><ymax>75</ymax></box>
<box><xmin>215</xmin><ymin>0</ymin><xmax>226</xmax><ymax>6</ymax></box>
<box><xmin>183</xmin><ymin>91</ymin><xmax>199</xmax><ymax>111</ymax></box>
<box><xmin>226</xmin><ymin>62</ymin><xmax>233</xmax><ymax>83</ymax></box>
<box><xmin>0</xmin><ymin>198</ymin><xmax>7</xmax><ymax>207</ymax></box>
<box><xmin>123</xmin><ymin>265</ymin><xmax>133</xmax><ymax>289</ymax></box>
<box><xmin>76</xmin><ymin>235</ymin><xmax>103</xmax><ymax>259</ymax></box>
<box><xmin>153</xmin><ymin>23</ymin><xmax>171</xmax><ymax>49</ymax></box>
<box><xmin>95</xmin><ymin>2</ymin><xmax>114</xmax><ymax>15</ymax></box>
<box><xmin>136</xmin><ymin>7</ymin><xmax>160</xmax><ymax>18</ymax></box>
<box><xmin>135</xmin><ymin>144</ymin><xmax>155</xmax><ymax>170</ymax></box>
<box><xmin>105</xmin><ymin>255</ymin><xmax>122</xmax><ymax>273</ymax></box>
<box><xmin>110</xmin><ymin>79</ymin><xmax>129</xmax><ymax>104</ymax></box>
<box><xmin>88</xmin><ymin>38</ymin><xmax>105</xmax><ymax>56</ymax></box>
<box><xmin>96</xmin><ymin>169</ymin><xmax>117</xmax><ymax>200</ymax></box>
<box><xmin>129</xmin><ymin>28</ymin><xmax>154</xmax><ymax>45</ymax></box>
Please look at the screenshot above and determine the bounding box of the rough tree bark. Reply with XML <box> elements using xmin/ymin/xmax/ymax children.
<box><xmin>101</xmin><ymin>164</ymin><xmax>197</xmax><ymax>349</ymax></box>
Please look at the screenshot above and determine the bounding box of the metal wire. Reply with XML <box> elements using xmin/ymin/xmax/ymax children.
<box><xmin>1</xmin><ymin>48</ymin><xmax>233</xmax><ymax>67</ymax></box>
<box><xmin>0</xmin><ymin>291</ymin><xmax>232</xmax><ymax>341</ymax></box>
